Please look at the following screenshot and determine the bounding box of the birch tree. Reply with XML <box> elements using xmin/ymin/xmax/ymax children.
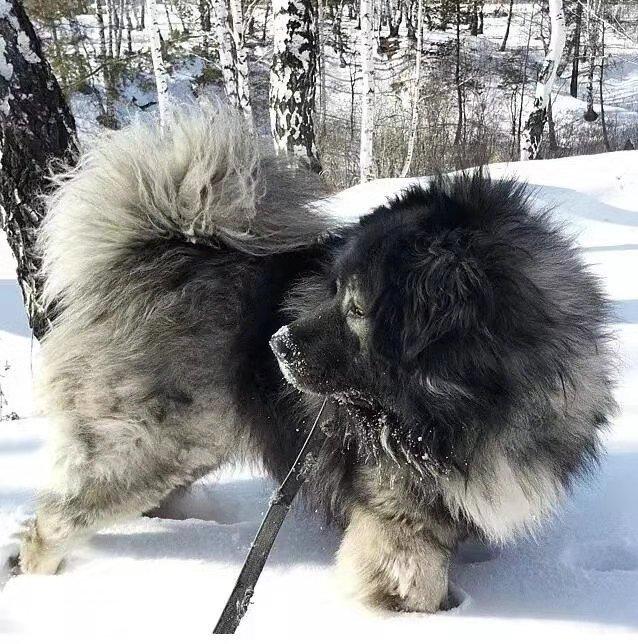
<box><xmin>359</xmin><ymin>0</ymin><xmax>375</xmax><ymax>182</ymax></box>
<box><xmin>211</xmin><ymin>0</ymin><xmax>238</xmax><ymax>107</ymax></box>
<box><xmin>0</xmin><ymin>0</ymin><xmax>77</xmax><ymax>338</ymax></box>
<box><xmin>228</xmin><ymin>0</ymin><xmax>252</xmax><ymax>121</ymax></box>
<box><xmin>400</xmin><ymin>0</ymin><xmax>422</xmax><ymax>177</ymax></box>
<box><xmin>146</xmin><ymin>0</ymin><xmax>170</xmax><ymax>127</ymax></box>
<box><xmin>270</xmin><ymin>0</ymin><xmax>321</xmax><ymax>172</ymax></box>
<box><xmin>96</xmin><ymin>0</ymin><xmax>118</xmax><ymax>127</ymax></box>
<box><xmin>520</xmin><ymin>0</ymin><xmax>566</xmax><ymax>160</ymax></box>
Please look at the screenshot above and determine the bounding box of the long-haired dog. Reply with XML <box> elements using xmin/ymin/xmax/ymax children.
<box><xmin>19</xmin><ymin>108</ymin><xmax>615</xmax><ymax>613</ymax></box>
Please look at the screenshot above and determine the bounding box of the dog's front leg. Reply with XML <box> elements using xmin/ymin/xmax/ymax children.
<box><xmin>336</xmin><ymin>504</ymin><xmax>455</xmax><ymax>612</ymax></box>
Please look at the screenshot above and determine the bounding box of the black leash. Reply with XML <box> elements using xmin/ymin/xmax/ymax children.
<box><xmin>213</xmin><ymin>398</ymin><xmax>329</xmax><ymax>634</ymax></box>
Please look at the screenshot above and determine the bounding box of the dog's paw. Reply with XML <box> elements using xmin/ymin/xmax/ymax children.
<box><xmin>336</xmin><ymin>539</ymin><xmax>447</xmax><ymax>612</ymax></box>
<box><xmin>336</xmin><ymin>508</ymin><xmax>448</xmax><ymax>613</ymax></box>
<box><xmin>18</xmin><ymin>519</ymin><xmax>63</xmax><ymax>575</ymax></box>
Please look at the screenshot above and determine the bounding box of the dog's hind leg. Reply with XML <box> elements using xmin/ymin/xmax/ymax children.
<box><xmin>18</xmin><ymin>456</ymin><xmax>212</xmax><ymax>574</ymax></box>
<box><xmin>18</xmin><ymin>406</ymin><xmax>233</xmax><ymax>574</ymax></box>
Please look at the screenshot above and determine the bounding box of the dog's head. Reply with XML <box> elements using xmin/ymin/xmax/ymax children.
<box><xmin>270</xmin><ymin>176</ymin><xmax>543</xmax><ymax>464</ymax></box>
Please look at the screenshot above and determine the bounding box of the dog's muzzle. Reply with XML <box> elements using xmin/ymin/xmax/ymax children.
<box><xmin>269</xmin><ymin>325</ymin><xmax>292</xmax><ymax>361</ymax></box>
<box><xmin>269</xmin><ymin>325</ymin><xmax>306</xmax><ymax>389</ymax></box>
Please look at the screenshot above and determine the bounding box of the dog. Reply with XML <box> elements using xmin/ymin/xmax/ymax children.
<box><xmin>19</xmin><ymin>108</ymin><xmax>616</xmax><ymax>613</ymax></box>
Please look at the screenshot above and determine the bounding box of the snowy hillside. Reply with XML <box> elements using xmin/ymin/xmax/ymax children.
<box><xmin>1</xmin><ymin>151</ymin><xmax>638</xmax><ymax>640</ymax></box>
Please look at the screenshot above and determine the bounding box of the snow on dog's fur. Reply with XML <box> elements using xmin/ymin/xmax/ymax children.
<box><xmin>20</xmin><ymin>106</ymin><xmax>616</xmax><ymax>613</ymax></box>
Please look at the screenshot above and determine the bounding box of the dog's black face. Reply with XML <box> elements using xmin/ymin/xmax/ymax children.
<box><xmin>269</xmin><ymin>280</ymin><xmax>372</xmax><ymax>400</ymax></box>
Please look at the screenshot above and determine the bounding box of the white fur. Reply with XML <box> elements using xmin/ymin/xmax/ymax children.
<box><xmin>336</xmin><ymin>506</ymin><xmax>449</xmax><ymax>612</ymax></box>
<box><xmin>442</xmin><ymin>449</ymin><xmax>562</xmax><ymax>543</ymax></box>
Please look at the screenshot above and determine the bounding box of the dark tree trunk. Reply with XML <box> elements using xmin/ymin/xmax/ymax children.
<box><xmin>500</xmin><ymin>0</ymin><xmax>514</xmax><ymax>51</ymax></box>
<box><xmin>453</xmin><ymin>0</ymin><xmax>463</xmax><ymax>147</ymax></box>
<box><xmin>470</xmin><ymin>1</ymin><xmax>478</xmax><ymax>36</ymax></box>
<box><xmin>126</xmin><ymin>2</ymin><xmax>134</xmax><ymax>54</ymax></box>
<box><xmin>547</xmin><ymin>98</ymin><xmax>559</xmax><ymax>152</ymax></box>
<box><xmin>599</xmin><ymin>22</ymin><xmax>611</xmax><ymax>151</ymax></box>
<box><xmin>114</xmin><ymin>0</ymin><xmax>122</xmax><ymax>58</ymax></box>
<box><xmin>333</xmin><ymin>0</ymin><xmax>347</xmax><ymax>67</ymax></box>
<box><xmin>107</xmin><ymin>0</ymin><xmax>114</xmax><ymax>57</ymax></box>
<box><xmin>198</xmin><ymin>0</ymin><xmax>211</xmax><ymax>52</ymax></box>
<box><xmin>570</xmin><ymin>1</ymin><xmax>582</xmax><ymax>98</ymax></box>
<box><xmin>406</xmin><ymin>0</ymin><xmax>416</xmax><ymax>39</ymax></box>
<box><xmin>96</xmin><ymin>0</ymin><xmax>118</xmax><ymax>128</ymax></box>
<box><xmin>0</xmin><ymin>0</ymin><xmax>78</xmax><ymax>339</ymax></box>
<box><xmin>262</xmin><ymin>0</ymin><xmax>269</xmax><ymax>42</ymax></box>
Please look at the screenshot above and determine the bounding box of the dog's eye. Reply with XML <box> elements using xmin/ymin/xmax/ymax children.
<box><xmin>348</xmin><ymin>302</ymin><xmax>365</xmax><ymax>318</ymax></box>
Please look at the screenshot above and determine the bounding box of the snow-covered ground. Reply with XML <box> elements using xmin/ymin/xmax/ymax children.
<box><xmin>1</xmin><ymin>151</ymin><xmax>638</xmax><ymax>640</ymax></box>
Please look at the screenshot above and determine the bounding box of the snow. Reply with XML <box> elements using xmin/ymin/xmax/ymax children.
<box><xmin>16</xmin><ymin>30</ymin><xmax>39</xmax><ymax>65</ymax></box>
<box><xmin>0</xmin><ymin>0</ymin><xmax>18</xmax><ymax>27</ymax></box>
<box><xmin>0</xmin><ymin>38</ymin><xmax>14</xmax><ymax>82</ymax></box>
<box><xmin>1</xmin><ymin>151</ymin><xmax>638</xmax><ymax>639</ymax></box>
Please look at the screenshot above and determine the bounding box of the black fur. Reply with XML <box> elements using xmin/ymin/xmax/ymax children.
<box><xmin>203</xmin><ymin>172</ymin><xmax>615</xmax><ymax>535</ymax></box>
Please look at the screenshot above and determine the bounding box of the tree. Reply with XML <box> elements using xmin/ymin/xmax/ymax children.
<box><xmin>569</xmin><ymin>0</ymin><xmax>582</xmax><ymax>97</ymax></box>
<box><xmin>520</xmin><ymin>0</ymin><xmax>566</xmax><ymax>160</ymax></box>
<box><xmin>500</xmin><ymin>0</ymin><xmax>514</xmax><ymax>51</ymax></box>
<box><xmin>96</xmin><ymin>0</ymin><xmax>118</xmax><ymax>128</ymax></box>
<box><xmin>146</xmin><ymin>0</ymin><xmax>170</xmax><ymax>127</ymax></box>
<box><xmin>125</xmin><ymin>1</ymin><xmax>134</xmax><ymax>55</ymax></box>
<box><xmin>199</xmin><ymin>0</ymin><xmax>212</xmax><ymax>52</ymax></box>
<box><xmin>211</xmin><ymin>0</ymin><xmax>240</xmax><ymax>107</ymax></box>
<box><xmin>453</xmin><ymin>0</ymin><xmax>463</xmax><ymax>147</ymax></box>
<box><xmin>359</xmin><ymin>0</ymin><xmax>375</xmax><ymax>181</ymax></box>
<box><xmin>270</xmin><ymin>0</ymin><xmax>321</xmax><ymax>172</ymax></box>
<box><xmin>599</xmin><ymin>21</ymin><xmax>611</xmax><ymax>151</ymax></box>
<box><xmin>210</xmin><ymin>0</ymin><xmax>253</xmax><ymax>120</ymax></box>
<box><xmin>584</xmin><ymin>0</ymin><xmax>600</xmax><ymax>123</ymax></box>
<box><xmin>0</xmin><ymin>0</ymin><xmax>77</xmax><ymax>338</ymax></box>
<box><xmin>400</xmin><ymin>0</ymin><xmax>422</xmax><ymax>177</ymax></box>
<box><xmin>228</xmin><ymin>0</ymin><xmax>252</xmax><ymax>121</ymax></box>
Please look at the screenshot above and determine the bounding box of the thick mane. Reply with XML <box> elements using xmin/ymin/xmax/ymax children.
<box><xmin>332</xmin><ymin>172</ymin><xmax>617</xmax><ymax>540</ymax></box>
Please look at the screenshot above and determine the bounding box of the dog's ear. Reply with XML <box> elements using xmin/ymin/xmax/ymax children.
<box><xmin>401</xmin><ymin>238</ymin><xmax>495</xmax><ymax>362</ymax></box>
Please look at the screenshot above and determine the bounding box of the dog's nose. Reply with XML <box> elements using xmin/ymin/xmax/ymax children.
<box><xmin>269</xmin><ymin>325</ymin><xmax>290</xmax><ymax>359</ymax></box>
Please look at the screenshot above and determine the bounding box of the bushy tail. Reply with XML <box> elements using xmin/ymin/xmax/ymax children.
<box><xmin>40</xmin><ymin>106</ymin><xmax>330</xmax><ymax>307</ymax></box>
